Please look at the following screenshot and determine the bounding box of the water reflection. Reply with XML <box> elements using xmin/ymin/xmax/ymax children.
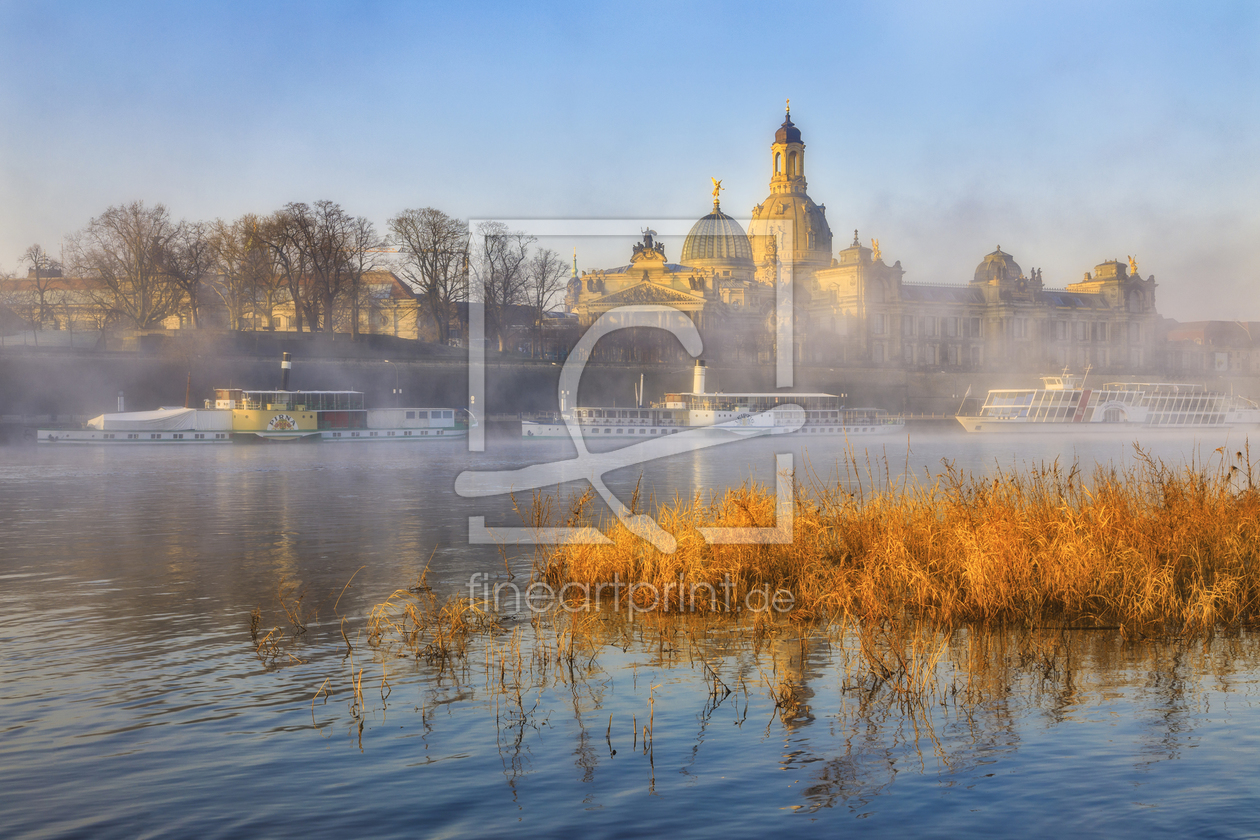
<box><xmin>2</xmin><ymin>436</ymin><xmax>1259</xmax><ymax>837</ymax></box>
<box><xmin>334</xmin><ymin>598</ymin><xmax>1260</xmax><ymax>825</ymax></box>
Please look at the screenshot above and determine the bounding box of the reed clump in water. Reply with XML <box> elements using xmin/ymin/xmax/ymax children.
<box><xmin>537</xmin><ymin>444</ymin><xmax>1260</xmax><ymax>637</ymax></box>
<box><xmin>366</xmin><ymin>589</ymin><xmax>499</xmax><ymax>664</ymax></box>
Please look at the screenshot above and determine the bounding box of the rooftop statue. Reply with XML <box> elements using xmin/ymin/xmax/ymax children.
<box><xmin>631</xmin><ymin>228</ymin><xmax>666</xmax><ymax>262</ymax></box>
<box><xmin>871</xmin><ymin>238</ymin><xmax>881</xmax><ymax>261</ymax></box>
<box><xmin>1128</xmin><ymin>255</ymin><xmax>1139</xmax><ymax>275</ymax></box>
<box><xmin>711</xmin><ymin>177</ymin><xmax>723</xmax><ymax>204</ymax></box>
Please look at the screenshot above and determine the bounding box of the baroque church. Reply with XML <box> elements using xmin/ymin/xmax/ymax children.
<box><xmin>565</xmin><ymin>107</ymin><xmax>1162</xmax><ymax>372</ymax></box>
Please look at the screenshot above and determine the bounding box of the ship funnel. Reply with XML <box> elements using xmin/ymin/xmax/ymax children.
<box><xmin>280</xmin><ymin>352</ymin><xmax>292</xmax><ymax>390</ymax></box>
<box><xmin>692</xmin><ymin>359</ymin><xmax>707</xmax><ymax>394</ymax></box>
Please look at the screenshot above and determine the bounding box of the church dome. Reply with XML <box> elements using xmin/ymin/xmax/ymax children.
<box><xmin>748</xmin><ymin>194</ymin><xmax>833</xmax><ymax>271</ymax></box>
<box><xmin>775</xmin><ymin>113</ymin><xmax>802</xmax><ymax>144</ymax></box>
<box><xmin>681</xmin><ymin>207</ymin><xmax>754</xmax><ymax>266</ymax></box>
<box><xmin>973</xmin><ymin>246</ymin><xmax>1022</xmax><ymax>284</ymax></box>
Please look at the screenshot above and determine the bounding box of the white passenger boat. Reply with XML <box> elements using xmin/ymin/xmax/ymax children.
<box><xmin>521</xmin><ymin>360</ymin><xmax>904</xmax><ymax>440</ymax></box>
<box><xmin>37</xmin><ymin>353</ymin><xmax>467</xmax><ymax>444</ymax></box>
<box><xmin>956</xmin><ymin>370</ymin><xmax>1260</xmax><ymax>433</ymax></box>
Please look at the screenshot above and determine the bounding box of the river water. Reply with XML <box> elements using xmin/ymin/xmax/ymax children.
<box><xmin>2</xmin><ymin>429</ymin><xmax>1259</xmax><ymax>838</ymax></box>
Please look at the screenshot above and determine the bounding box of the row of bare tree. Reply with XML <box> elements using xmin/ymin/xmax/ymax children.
<box><xmin>3</xmin><ymin>201</ymin><xmax>573</xmax><ymax>354</ymax></box>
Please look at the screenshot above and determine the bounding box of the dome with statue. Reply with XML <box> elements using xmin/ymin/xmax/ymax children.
<box><xmin>972</xmin><ymin>246</ymin><xmax>1023</xmax><ymax>285</ymax></box>
<box><xmin>680</xmin><ymin>206</ymin><xmax>754</xmax><ymax>269</ymax></box>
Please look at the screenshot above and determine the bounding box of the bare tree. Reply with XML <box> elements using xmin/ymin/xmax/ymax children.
<box><xmin>162</xmin><ymin>221</ymin><xmax>215</xmax><ymax>328</ymax></box>
<box><xmin>388</xmin><ymin>208</ymin><xmax>469</xmax><ymax>344</ymax></box>
<box><xmin>65</xmin><ymin>201</ymin><xmax>184</xmax><ymax>329</ymax></box>
<box><xmin>524</xmin><ymin>248</ymin><xmax>568</xmax><ymax>357</ymax></box>
<box><xmin>208</xmin><ymin>215</ymin><xmax>288</xmax><ymax>331</ymax></box>
<box><xmin>243</xmin><ymin>218</ymin><xmax>290</xmax><ymax>331</ymax></box>
<box><xmin>258</xmin><ymin>209</ymin><xmax>316</xmax><ymax>332</ymax></box>
<box><xmin>274</xmin><ymin>201</ymin><xmax>367</xmax><ymax>332</ymax></box>
<box><xmin>20</xmin><ymin>244</ymin><xmax>62</xmax><ymax>335</ymax></box>
<box><xmin>207</xmin><ymin>217</ymin><xmax>253</xmax><ymax>330</ymax></box>
<box><xmin>470</xmin><ymin>221</ymin><xmax>533</xmax><ymax>352</ymax></box>
<box><xmin>342</xmin><ymin>215</ymin><xmax>381</xmax><ymax>339</ymax></box>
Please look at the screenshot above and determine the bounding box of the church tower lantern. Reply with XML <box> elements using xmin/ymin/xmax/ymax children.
<box><xmin>770</xmin><ymin>99</ymin><xmax>807</xmax><ymax>195</ymax></box>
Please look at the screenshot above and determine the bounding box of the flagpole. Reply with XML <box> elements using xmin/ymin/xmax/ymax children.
<box><xmin>957</xmin><ymin>384</ymin><xmax>972</xmax><ymax>416</ymax></box>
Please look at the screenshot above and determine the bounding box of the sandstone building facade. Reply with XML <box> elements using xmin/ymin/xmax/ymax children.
<box><xmin>567</xmin><ymin>108</ymin><xmax>1163</xmax><ymax>373</ymax></box>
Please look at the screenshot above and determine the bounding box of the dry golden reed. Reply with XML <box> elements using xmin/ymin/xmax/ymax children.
<box><xmin>366</xmin><ymin>588</ymin><xmax>498</xmax><ymax>663</ymax></box>
<box><xmin>537</xmin><ymin>444</ymin><xmax>1260</xmax><ymax>637</ymax></box>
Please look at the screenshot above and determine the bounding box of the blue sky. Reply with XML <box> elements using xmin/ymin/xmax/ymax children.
<box><xmin>1</xmin><ymin>0</ymin><xmax>1257</xmax><ymax>319</ymax></box>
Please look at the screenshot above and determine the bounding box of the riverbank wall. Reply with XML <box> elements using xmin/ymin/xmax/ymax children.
<box><xmin>3</xmin><ymin>332</ymin><xmax>1258</xmax><ymax>422</ymax></box>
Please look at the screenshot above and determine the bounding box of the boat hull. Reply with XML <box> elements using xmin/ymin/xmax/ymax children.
<box><xmin>320</xmin><ymin>427</ymin><xmax>466</xmax><ymax>441</ymax></box>
<box><xmin>37</xmin><ymin>430</ymin><xmax>233</xmax><ymax>444</ymax></box>
<box><xmin>956</xmin><ymin>416</ymin><xmax>1255</xmax><ymax>434</ymax></box>
<box><xmin>38</xmin><ymin>425</ymin><xmax>467</xmax><ymax>444</ymax></box>
<box><xmin>522</xmin><ymin>421</ymin><xmax>904</xmax><ymax>440</ymax></box>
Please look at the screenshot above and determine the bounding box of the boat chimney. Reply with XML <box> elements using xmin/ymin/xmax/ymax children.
<box><xmin>280</xmin><ymin>352</ymin><xmax>292</xmax><ymax>391</ymax></box>
<box><xmin>692</xmin><ymin>359</ymin><xmax>707</xmax><ymax>394</ymax></box>
<box><xmin>117</xmin><ymin>391</ymin><xmax>125</xmax><ymax>412</ymax></box>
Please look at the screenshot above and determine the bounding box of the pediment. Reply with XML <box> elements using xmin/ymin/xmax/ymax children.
<box><xmin>597</xmin><ymin>283</ymin><xmax>701</xmax><ymax>306</ymax></box>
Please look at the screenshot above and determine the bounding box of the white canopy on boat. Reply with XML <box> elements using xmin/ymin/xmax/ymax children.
<box><xmin>87</xmin><ymin>408</ymin><xmax>233</xmax><ymax>431</ymax></box>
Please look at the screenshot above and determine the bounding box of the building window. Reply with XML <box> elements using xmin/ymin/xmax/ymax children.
<box><xmin>902</xmin><ymin>315</ymin><xmax>915</xmax><ymax>336</ymax></box>
<box><xmin>775</xmin><ymin>152</ymin><xmax>782</xmax><ymax>174</ymax></box>
<box><xmin>871</xmin><ymin>314</ymin><xmax>886</xmax><ymax>335</ymax></box>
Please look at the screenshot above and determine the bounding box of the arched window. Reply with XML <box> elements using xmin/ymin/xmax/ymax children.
<box><xmin>775</xmin><ymin>152</ymin><xmax>782</xmax><ymax>174</ymax></box>
<box><xmin>788</xmin><ymin>151</ymin><xmax>798</xmax><ymax>176</ymax></box>
<box><xmin>1128</xmin><ymin>291</ymin><xmax>1143</xmax><ymax>313</ymax></box>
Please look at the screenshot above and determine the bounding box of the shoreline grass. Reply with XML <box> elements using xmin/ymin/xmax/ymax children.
<box><xmin>534</xmin><ymin>443</ymin><xmax>1260</xmax><ymax>638</ymax></box>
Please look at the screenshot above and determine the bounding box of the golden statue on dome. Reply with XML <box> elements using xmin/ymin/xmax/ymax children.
<box><xmin>711</xmin><ymin>177</ymin><xmax>723</xmax><ymax>205</ymax></box>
